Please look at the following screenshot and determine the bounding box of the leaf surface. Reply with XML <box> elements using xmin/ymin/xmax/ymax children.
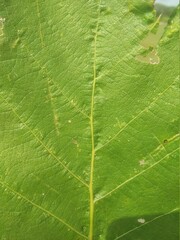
<box><xmin>0</xmin><ymin>1</ymin><xmax>179</xmax><ymax>239</ymax></box>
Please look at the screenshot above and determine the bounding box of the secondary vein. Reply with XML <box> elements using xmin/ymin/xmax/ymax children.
<box><xmin>0</xmin><ymin>95</ymin><xmax>88</xmax><ymax>188</ymax></box>
<box><xmin>0</xmin><ymin>181</ymin><xmax>88</xmax><ymax>239</ymax></box>
<box><xmin>95</xmin><ymin>147</ymin><xmax>179</xmax><ymax>203</ymax></box>
<box><xmin>115</xmin><ymin>208</ymin><xmax>179</xmax><ymax>240</ymax></box>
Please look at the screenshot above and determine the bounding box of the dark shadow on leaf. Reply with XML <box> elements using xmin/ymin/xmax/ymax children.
<box><xmin>106</xmin><ymin>211</ymin><xmax>179</xmax><ymax>240</ymax></box>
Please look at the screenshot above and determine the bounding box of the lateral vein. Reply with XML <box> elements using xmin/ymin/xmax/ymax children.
<box><xmin>96</xmin><ymin>80</ymin><xmax>177</xmax><ymax>152</ymax></box>
<box><xmin>0</xmin><ymin>95</ymin><xmax>88</xmax><ymax>188</ymax></box>
<box><xmin>95</xmin><ymin>147</ymin><xmax>179</xmax><ymax>202</ymax></box>
<box><xmin>114</xmin><ymin>208</ymin><xmax>179</xmax><ymax>240</ymax></box>
<box><xmin>0</xmin><ymin>181</ymin><xmax>88</xmax><ymax>239</ymax></box>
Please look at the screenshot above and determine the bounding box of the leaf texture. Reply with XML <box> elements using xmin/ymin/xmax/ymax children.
<box><xmin>0</xmin><ymin>0</ymin><xmax>179</xmax><ymax>239</ymax></box>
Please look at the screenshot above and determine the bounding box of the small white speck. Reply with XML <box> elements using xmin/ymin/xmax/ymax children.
<box><xmin>68</xmin><ymin>120</ymin><xmax>72</xmax><ymax>123</ymax></box>
<box><xmin>138</xmin><ymin>218</ymin><xmax>145</xmax><ymax>224</ymax></box>
<box><xmin>42</xmin><ymin>193</ymin><xmax>45</xmax><ymax>196</ymax></box>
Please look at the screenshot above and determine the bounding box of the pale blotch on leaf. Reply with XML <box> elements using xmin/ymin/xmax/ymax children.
<box><xmin>136</xmin><ymin>19</ymin><xmax>165</xmax><ymax>65</ymax></box>
<box><xmin>136</xmin><ymin>2</ymin><xmax>172</xmax><ymax>65</ymax></box>
<box><xmin>0</xmin><ymin>17</ymin><xmax>5</xmax><ymax>36</ymax></box>
<box><xmin>137</xmin><ymin>218</ymin><xmax>146</xmax><ymax>224</ymax></box>
<box><xmin>0</xmin><ymin>17</ymin><xmax>5</xmax><ymax>45</ymax></box>
<box><xmin>139</xmin><ymin>159</ymin><xmax>148</xmax><ymax>166</ymax></box>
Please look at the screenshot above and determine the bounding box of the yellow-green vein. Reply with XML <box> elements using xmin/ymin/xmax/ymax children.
<box><xmin>95</xmin><ymin>147</ymin><xmax>179</xmax><ymax>202</ymax></box>
<box><xmin>24</xmin><ymin>44</ymin><xmax>90</xmax><ymax>120</ymax></box>
<box><xmin>0</xmin><ymin>181</ymin><xmax>88</xmax><ymax>239</ymax></box>
<box><xmin>0</xmin><ymin>95</ymin><xmax>88</xmax><ymax>188</ymax></box>
<box><xmin>115</xmin><ymin>208</ymin><xmax>179</xmax><ymax>240</ymax></box>
<box><xmin>96</xmin><ymin>79</ymin><xmax>177</xmax><ymax>152</ymax></box>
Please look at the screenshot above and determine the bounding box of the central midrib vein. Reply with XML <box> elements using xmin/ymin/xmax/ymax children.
<box><xmin>89</xmin><ymin>4</ymin><xmax>100</xmax><ymax>239</ymax></box>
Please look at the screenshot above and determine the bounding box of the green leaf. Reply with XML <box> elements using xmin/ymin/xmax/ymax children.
<box><xmin>0</xmin><ymin>1</ymin><xmax>179</xmax><ymax>240</ymax></box>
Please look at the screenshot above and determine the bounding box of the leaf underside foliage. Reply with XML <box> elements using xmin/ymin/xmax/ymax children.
<box><xmin>0</xmin><ymin>1</ymin><xmax>179</xmax><ymax>240</ymax></box>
